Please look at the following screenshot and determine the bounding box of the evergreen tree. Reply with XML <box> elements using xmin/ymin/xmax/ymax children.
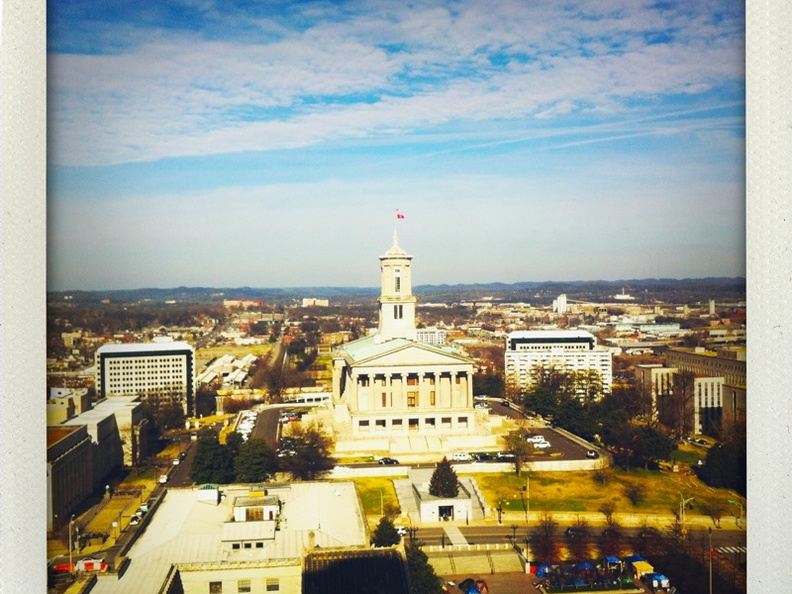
<box><xmin>225</xmin><ymin>431</ymin><xmax>244</xmax><ymax>459</ymax></box>
<box><xmin>371</xmin><ymin>516</ymin><xmax>401</xmax><ymax>547</ymax></box>
<box><xmin>234</xmin><ymin>438</ymin><xmax>278</xmax><ymax>483</ymax></box>
<box><xmin>428</xmin><ymin>457</ymin><xmax>459</xmax><ymax>498</ymax></box>
<box><xmin>405</xmin><ymin>546</ymin><xmax>445</xmax><ymax>594</ymax></box>
<box><xmin>189</xmin><ymin>429</ymin><xmax>235</xmax><ymax>484</ymax></box>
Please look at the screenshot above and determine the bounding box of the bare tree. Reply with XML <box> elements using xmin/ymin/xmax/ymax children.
<box><xmin>535</xmin><ymin>511</ymin><xmax>557</xmax><ymax>539</ymax></box>
<box><xmin>665</xmin><ymin>371</ymin><xmax>696</xmax><ymax>439</ymax></box>
<box><xmin>598</xmin><ymin>502</ymin><xmax>617</xmax><ymax>526</ymax></box>
<box><xmin>700</xmin><ymin>502</ymin><xmax>726</xmax><ymax>528</ymax></box>
<box><xmin>624</xmin><ymin>482</ymin><xmax>646</xmax><ymax>506</ymax></box>
<box><xmin>503</xmin><ymin>422</ymin><xmax>534</xmax><ymax>476</ymax></box>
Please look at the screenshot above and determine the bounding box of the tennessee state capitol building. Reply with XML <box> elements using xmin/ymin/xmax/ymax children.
<box><xmin>313</xmin><ymin>231</ymin><xmax>502</xmax><ymax>456</ymax></box>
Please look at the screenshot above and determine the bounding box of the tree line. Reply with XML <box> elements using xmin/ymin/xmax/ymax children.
<box><xmin>189</xmin><ymin>424</ymin><xmax>335</xmax><ymax>485</ymax></box>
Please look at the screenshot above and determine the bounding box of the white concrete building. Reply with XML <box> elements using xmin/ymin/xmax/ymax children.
<box><xmin>95</xmin><ymin>340</ymin><xmax>196</xmax><ymax>415</ymax></box>
<box><xmin>504</xmin><ymin>330</ymin><xmax>613</xmax><ymax>396</ymax></box>
<box><xmin>415</xmin><ymin>327</ymin><xmax>448</xmax><ymax>345</ymax></box>
<box><xmin>322</xmin><ymin>232</ymin><xmax>500</xmax><ymax>455</ymax></box>
<box><xmin>89</xmin><ymin>482</ymin><xmax>370</xmax><ymax>594</ymax></box>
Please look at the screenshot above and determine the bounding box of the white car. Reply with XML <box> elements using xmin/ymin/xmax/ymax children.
<box><xmin>451</xmin><ymin>452</ymin><xmax>473</xmax><ymax>462</ymax></box>
<box><xmin>532</xmin><ymin>441</ymin><xmax>551</xmax><ymax>449</ymax></box>
<box><xmin>525</xmin><ymin>435</ymin><xmax>546</xmax><ymax>443</ymax></box>
<box><xmin>395</xmin><ymin>526</ymin><xmax>408</xmax><ymax>536</ymax></box>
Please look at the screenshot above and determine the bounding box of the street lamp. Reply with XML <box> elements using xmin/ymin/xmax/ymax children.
<box><xmin>679</xmin><ymin>493</ymin><xmax>695</xmax><ymax>537</ymax></box>
<box><xmin>497</xmin><ymin>501</ymin><xmax>504</xmax><ymax>525</ymax></box>
<box><xmin>510</xmin><ymin>524</ymin><xmax>518</xmax><ymax>544</ymax></box>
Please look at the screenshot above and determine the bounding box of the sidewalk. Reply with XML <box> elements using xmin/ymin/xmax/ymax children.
<box><xmin>395</xmin><ymin>508</ymin><xmax>745</xmax><ymax>532</ymax></box>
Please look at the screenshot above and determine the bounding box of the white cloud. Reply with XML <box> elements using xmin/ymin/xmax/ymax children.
<box><xmin>48</xmin><ymin>0</ymin><xmax>744</xmax><ymax>166</ymax></box>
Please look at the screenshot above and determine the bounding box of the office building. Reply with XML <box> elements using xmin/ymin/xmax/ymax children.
<box><xmin>504</xmin><ymin>330</ymin><xmax>613</xmax><ymax>396</ymax></box>
<box><xmin>95</xmin><ymin>340</ymin><xmax>196</xmax><ymax>416</ymax></box>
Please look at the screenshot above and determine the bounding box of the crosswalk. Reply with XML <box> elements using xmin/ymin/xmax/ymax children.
<box><xmin>716</xmin><ymin>546</ymin><xmax>747</xmax><ymax>554</ymax></box>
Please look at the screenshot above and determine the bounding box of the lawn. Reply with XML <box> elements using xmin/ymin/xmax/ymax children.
<box><xmin>349</xmin><ymin>478</ymin><xmax>401</xmax><ymax>518</ymax></box>
<box><xmin>468</xmin><ymin>467</ymin><xmax>741</xmax><ymax>519</ymax></box>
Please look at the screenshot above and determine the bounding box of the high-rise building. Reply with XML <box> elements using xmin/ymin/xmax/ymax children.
<box><xmin>504</xmin><ymin>330</ymin><xmax>613</xmax><ymax>396</ymax></box>
<box><xmin>95</xmin><ymin>340</ymin><xmax>196</xmax><ymax>416</ymax></box>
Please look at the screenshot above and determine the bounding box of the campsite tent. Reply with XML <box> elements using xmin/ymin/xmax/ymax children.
<box><xmin>535</xmin><ymin>564</ymin><xmax>554</xmax><ymax>578</ymax></box>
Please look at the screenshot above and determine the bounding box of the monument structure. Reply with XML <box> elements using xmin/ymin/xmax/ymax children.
<box><xmin>313</xmin><ymin>230</ymin><xmax>502</xmax><ymax>457</ymax></box>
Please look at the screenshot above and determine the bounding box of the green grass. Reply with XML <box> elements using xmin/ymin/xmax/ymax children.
<box><xmin>672</xmin><ymin>445</ymin><xmax>706</xmax><ymax>465</ymax></box>
<box><xmin>349</xmin><ymin>478</ymin><xmax>400</xmax><ymax>517</ymax></box>
<box><xmin>468</xmin><ymin>467</ymin><xmax>741</xmax><ymax>517</ymax></box>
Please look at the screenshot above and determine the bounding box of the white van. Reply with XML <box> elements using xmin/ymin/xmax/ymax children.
<box><xmin>451</xmin><ymin>452</ymin><xmax>473</xmax><ymax>462</ymax></box>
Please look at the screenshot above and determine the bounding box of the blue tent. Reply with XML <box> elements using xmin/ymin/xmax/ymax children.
<box><xmin>535</xmin><ymin>564</ymin><xmax>554</xmax><ymax>578</ymax></box>
<box><xmin>576</xmin><ymin>561</ymin><xmax>597</xmax><ymax>574</ymax></box>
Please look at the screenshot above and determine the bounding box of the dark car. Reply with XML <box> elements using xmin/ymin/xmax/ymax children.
<box><xmin>639</xmin><ymin>527</ymin><xmax>661</xmax><ymax>539</ymax></box>
<box><xmin>471</xmin><ymin>452</ymin><xmax>494</xmax><ymax>461</ymax></box>
<box><xmin>601</xmin><ymin>528</ymin><xmax>622</xmax><ymax>540</ymax></box>
<box><xmin>565</xmin><ymin>527</ymin><xmax>589</xmax><ymax>538</ymax></box>
<box><xmin>378</xmin><ymin>457</ymin><xmax>400</xmax><ymax>465</ymax></box>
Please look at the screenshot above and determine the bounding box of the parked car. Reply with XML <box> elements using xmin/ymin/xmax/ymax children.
<box><xmin>395</xmin><ymin>526</ymin><xmax>408</xmax><ymax>536</ymax></box>
<box><xmin>639</xmin><ymin>527</ymin><xmax>661</xmax><ymax>539</ymax></box>
<box><xmin>474</xmin><ymin>402</ymin><xmax>490</xmax><ymax>409</ymax></box>
<box><xmin>451</xmin><ymin>452</ymin><xmax>473</xmax><ymax>462</ymax></box>
<box><xmin>378</xmin><ymin>457</ymin><xmax>400</xmax><ymax>465</ymax></box>
<box><xmin>565</xmin><ymin>526</ymin><xmax>589</xmax><ymax>538</ymax></box>
<box><xmin>159</xmin><ymin>474</ymin><xmax>169</xmax><ymax>484</ymax></box>
<box><xmin>172</xmin><ymin>458</ymin><xmax>180</xmax><ymax>465</ymax></box>
<box><xmin>471</xmin><ymin>452</ymin><xmax>494</xmax><ymax>461</ymax></box>
<box><xmin>532</xmin><ymin>441</ymin><xmax>551</xmax><ymax>449</ymax></box>
<box><xmin>586</xmin><ymin>450</ymin><xmax>599</xmax><ymax>459</ymax></box>
<box><xmin>601</xmin><ymin>528</ymin><xmax>622</xmax><ymax>540</ymax></box>
<box><xmin>129</xmin><ymin>515</ymin><xmax>141</xmax><ymax>526</ymax></box>
<box><xmin>497</xmin><ymin>452</ymin><xmax>516</xmax><ymax>461</ymax></box>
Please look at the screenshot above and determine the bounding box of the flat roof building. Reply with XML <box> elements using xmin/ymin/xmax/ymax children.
<box><xmin>504</xmin><ymin>330</ymin><xmax>613</xmax><ymax>397</ymax></box>
<box><xmin>89</xmin><ymin>481</ymin><xmax>372</xmax><ymax>594</ymax></box>
<box><xmin>95</xmin><ymin>340</ymin><xmax>196</xmax><ymax>416</ymax></box>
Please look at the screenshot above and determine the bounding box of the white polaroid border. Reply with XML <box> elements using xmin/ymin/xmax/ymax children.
<box><xmin>1</xmin><ymin>0</ymin><xmax>48</xmax><ymax>592</ymax></box>
<box><xmin>1</xmin><ymin>0</ymin><xmax>790</xmax><ymax>591</ymax></box>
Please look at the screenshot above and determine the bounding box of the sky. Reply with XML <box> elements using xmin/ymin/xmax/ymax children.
<box><xmin>46</xmin><ymin>0</ymin><xmax>745</xmax><ymax>292</ymax></box>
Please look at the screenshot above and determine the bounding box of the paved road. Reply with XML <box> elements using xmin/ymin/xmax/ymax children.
<box><xmin>411</xmin><ymin>525</ymin><xmax>745</xmax><ymax>547</ymax></box>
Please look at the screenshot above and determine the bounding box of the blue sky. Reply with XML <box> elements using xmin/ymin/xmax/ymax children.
<box><xmin>47</xmin><ymin>0</ymin><xmax>745</xmax><ymax>291</ymax></box>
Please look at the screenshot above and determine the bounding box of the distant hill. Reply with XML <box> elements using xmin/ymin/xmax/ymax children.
<box><xmin>49</xmin><ymin>278</ymin><xmax>746</xmax><ymax>307</ymax></box>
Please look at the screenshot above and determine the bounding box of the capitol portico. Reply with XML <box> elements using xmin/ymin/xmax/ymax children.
<box><xmin>309</xmin><ymin>230</ymin><xmax>503</xmax><ymax>457</ymax></box>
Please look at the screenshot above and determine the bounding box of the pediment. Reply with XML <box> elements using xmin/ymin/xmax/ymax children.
<box><xmin>354</xmin><ymin>343</ymin><xmax>470</xmax><ymax>367</ymax></box>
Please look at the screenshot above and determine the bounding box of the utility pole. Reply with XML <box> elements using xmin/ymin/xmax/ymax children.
<box><xmin>679</xmin><ymin>493</ymin><xmax>695</xmax><ymax>537</ymax></box>
<box><xmin>708</xmin><ymin>527</ymin><xmax>713</xmax><ymax>594</ymax></box>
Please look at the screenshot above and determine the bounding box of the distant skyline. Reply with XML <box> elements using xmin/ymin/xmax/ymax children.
<box><xmin>47</xmin><ymin>0</ymin><xmax>745</xmax><ymax>292</ymax></box>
